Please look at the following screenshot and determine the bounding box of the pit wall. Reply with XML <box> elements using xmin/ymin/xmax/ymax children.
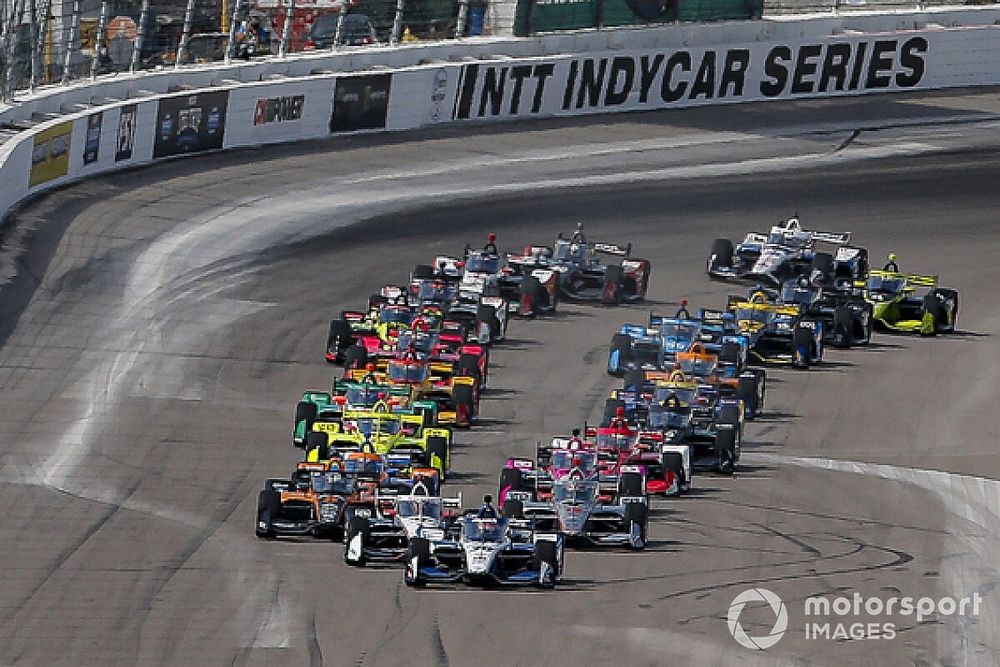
<box><xmin>3</xmin><ymin>20</ymin><xmax>1000</xmax><ymax>227</ymax></box>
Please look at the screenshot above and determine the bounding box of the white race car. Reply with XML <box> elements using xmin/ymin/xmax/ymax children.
<box><xmin>403</xmin><ymin>501</ymin><xmax>563</xmax><ymax>589</ymax></box>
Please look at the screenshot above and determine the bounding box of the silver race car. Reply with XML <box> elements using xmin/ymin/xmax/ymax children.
<box><xmin>403</xmin><ymin>499</ymin><xmax>563</xmax><ymax>589</ymax></box>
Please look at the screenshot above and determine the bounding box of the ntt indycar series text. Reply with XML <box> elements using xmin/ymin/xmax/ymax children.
<box><xmin>728</xmin><ymin>588</ymin><xmax>983</xmax><ymax>649</ymax></box>
<box><xmin>452</xmin><ymin>34</ymin><xmax>940</xmax><ymax>121</ymax></box>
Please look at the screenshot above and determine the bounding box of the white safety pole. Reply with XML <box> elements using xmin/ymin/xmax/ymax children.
<box><xmin>60</xmin><ymin>0</ymin><xmax>79</xmax><ymax>83</ymax></box>
<box><xmin>455</xmin><ymin>0</ymin><xmax>468</xmax><ymax>38</ymax></box>
<box><xmin>174</xmin><ymin>0</ymin><xmax>196</xmax><ymax>69</ymax></box>
<box><xmin>32</xmin><ymin>0</ymin><xmax>49</xmax><ymax>85</ymax></box>
<box><xmin>89</xmin><ymin>0</ymin><xmax>107</xmax><ymax>78</ymax></box>
<box><xmin>277</xmin><ymin>0</ymin><xmax>295</xmax><ymax>57</ymax></box>
<box><xmin>390</xmin><ymin>0</ymin><xmax>404</xmax><ymax>44</ymax></box>
<box><xmin>332</xmin><ymin>9</ymin><xmax>344</xmax><ymax>49</ymax></box>
<box><xmin>224</xmin><ymin>0</ymin><xmax>243</xmax><ymax>63</ymax></box>
<box><xmin>129</xmin><ymin>0</ymin><xmax>149</xmax><ymax>73</ymax></box>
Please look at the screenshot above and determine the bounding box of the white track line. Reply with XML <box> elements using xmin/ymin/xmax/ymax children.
<box><xmin>746</xmin><ymin>452</ymin><xmax>1000</xmax><ymax>664</ymax></box>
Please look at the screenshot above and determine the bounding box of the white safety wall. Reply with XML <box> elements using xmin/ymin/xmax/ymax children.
<box><xmin>3</xmin><ymin>23</ymin><xmax>1000</xmax><ymax>229</ymax></box>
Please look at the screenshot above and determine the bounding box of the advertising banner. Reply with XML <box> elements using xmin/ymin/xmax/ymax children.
<box><xmin>83</xmin><ymin>112</ymin><xmax>103</xmax><ymax>165</ymax></box>
<box><xmin>254</xmin><ymin>95</ymin><xmax>305</xmax><ymax>126</ymax></box>
<box><xmin>116</xmin><ymin>104</ymin><xmax>137</xmax><ymax>162</ymax></box>
<box><xmin>154</xmin><ymin>91</ymin><xmax>229</xmax><ymax>158</ymax></box>
<box><xmin>330</xmin><ymin>75</ymin><xmax>391</xmax><ymax>133</ymax></box>
<box><xmin>29</xmin><ymin>121</ymin><xmax>73</xmax><ymax>187</ymax></box>
<box><xmin>451</xmin><ymin>35</ymin><xmax>930</xmax><ymax>122</ymax></box>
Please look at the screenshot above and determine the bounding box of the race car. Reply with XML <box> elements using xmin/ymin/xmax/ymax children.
<box><xmin>607</xmin><ymin>376</ymin><xmax>743</xmax><ymax>474</ymax></box>
<box><xmin>863</xmin><ymin>270</ymin><xmax>959</xmax><ymax>336</ymax></box>
<box><xmin>747</xmin><ymin>277</ymin><xmax>873</xmax><ymax>348</ymax></box>
<box><xmin>607</xmin><ymin>325</ymin><xmax>664</xmax><ymax>377</ymax></box>
<box><xmin>538</xmin><ymin>225</ymin><xmax>650</xmax><ymax>304</ymax></box>
<box><xmin>728</xmin><ymin>298</ymin><xmax>825</xmax><ymax>368</ymax></box>
<box><xmin>707</xmin><ymin>215</ymin><xmax>861</xmax><ymax>286</ymax></box>
<box><xmin>344</xmin><ymin>489</ymin><xmax>463</xmax><ymax>567</ymax></box>
<box><xmin>307</xmin><ymin>405</ymin><xmax>452</xmax><ymax>479</ymax></box>
<box><xmin>404</xmin><ymin>500</ymin><xmax>563</xmax><ymax>589</ymax></box>
<box><xmin>255</xmin><ymin>466</ymin><xmax>373</xmax><ymax>540</ymax></box>
<box><xmin>649</xmin><ymin>313</ymin><xmax>703</xmax><ymax>359</ymax></box>
<box><xmin>502</xmin><ymin>475</ymin><xmax>648</xmax><ymax>550</ymax></box>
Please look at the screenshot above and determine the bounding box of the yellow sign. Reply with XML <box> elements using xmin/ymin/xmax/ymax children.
<box><xmin>29</xmin><ymin>122</ymin><xmax>73</xmax><ymax>187</ymax></box>
<box><xmin>312</xmin><ymin>421</ymin><xmax>340</xmax><ymax>433</ymax></box>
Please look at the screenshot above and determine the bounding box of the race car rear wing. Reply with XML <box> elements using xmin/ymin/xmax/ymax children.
<box><xmin>728</xmin><ymin>299</ymin><xmax>803</xmax><ymax>316</ymax></box>
<box><xmin>868</xmin><ymin>269</ymin><xmax>938</xmax><ymax>288</ymax></box>
<box><xmin>809</xmin><ymin>230</ymin><xmax>852</xmax><ymax>245</ymax></box>
<box><xmin>593</xmin><ymin>242</ymin><xmax>633</xmax><ymax>257</ymax></box>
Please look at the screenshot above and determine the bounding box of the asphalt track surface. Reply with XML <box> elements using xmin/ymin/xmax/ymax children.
<box><xmin>2</xmin><ymin>89</ymin><xmax>1000</xmax><ymax>667</ymax></box>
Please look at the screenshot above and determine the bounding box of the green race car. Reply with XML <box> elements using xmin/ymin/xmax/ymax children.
<box><xmin>863</xmin><ymin>270</ymin><xmax>958</xmax><ymax>335</ymax></box>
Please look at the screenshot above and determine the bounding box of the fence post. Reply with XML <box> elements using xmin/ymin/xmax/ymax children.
<box><xmin>332</xmin><ymin>10</ymin><xmax>345</xmax><ymax>49</ymax></box>
<box><xmin>455</xmin><ymin>0</ymin><xmax>469</xmax><ymax>37</ymax></box>
<box><xmin>33</xmin><ymin>0</ymin><xmax>49</xmax><ymax>85</ymax></box>
<box><xmin>224</xmin><ymin>0</ymin><xmax>243</xmax><ymax>63</ymax></box>
<box><xmin>89</xmin><ymin>0</ymin><xmax>107</xmax><ymax>79</ymax></box>
<box><xmin>175</xmin><ymin>0</ymin><xmax>196</xmax><ymax>69</ymax></box>
<box><xmin>60</xmin><ymin>0</ymin><xmax>79</xmax><ymax>83</ymax></box>
<box><xmin>390</xmin><ymin>0</ymin><xmax>405</xmax><ymax>44</ymax></box>
<box><xmin>129</xmin><ymin>0</ymin><xmax>149</xmax><ymax>73</ymax></box>
<box><xmin>278</xmin><ymin>0</ymin><xmax>295</xmax><ymax>57</ymax></box>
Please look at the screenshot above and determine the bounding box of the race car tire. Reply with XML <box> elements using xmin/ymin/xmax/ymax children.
<box><xmin>751</xmin><ymin>368</ymin><xmax>766</xmax><ymax>415</ymax></box>
<box><xmin>294</xmin><ymin>401</ymin><xmax>318</xmax><ymax>446</ymax></box>
<box><xmin>662</xmin><ymin>451</ymin><xmax>685</xmax><ymax>495</ymax></box>
<box><xmin>367</xmin><ymin>293</ymin><xmax>386</xmax><ymax>310</ymax></box>
<box><xmin>708</xmin><ymin>238</ymin><xmax>734</xmax><ymax>274</ymax></box>
<box><xmin>861</xmin><ymin>305</ymin><xmax>874</xmax><ymax>345</ymax></box>
<box><xmin>811</xmin><ymin>252</ymin><xmax>835</xmax><ymax>283</ymax></box>
<box><xmin>622</xmin><ymin>259</ymin><xmax>650</xmax><ymax>300</ymax></box>
<box><xmin>412</xmin><ymin>264</ymin><xmax>435</xmax><ymax>279</ymax></box>
<box><xmin>718</xmin><ymin>341</ymin><xmax>742</xmax><ymax>366</ymax></box>
<box><xmin>326</xmin><ymin>319</ymin><xmax>352</xmax><ymax>363</ymax></box>
<box><xmin>343</xmin><ymin>345</ymin><xmax>368</xmax><ymax>371</ymax></box>
<box><xmin>452</xmin><ymin>384</ymin><xmax>475</xmax><ymax>429</ymax></box>
<box><xmin>934</xmin><ymin>288</ymin><xmax>959</xmax><ymax>333</ymax></box>
<box><xmin>344</xmin><ymin>516</ymin><xmax>370</xmax><ymax>567</ymax></box>
<box><xmin>624</xmin><ymin>502</ymin><xmax>648</xmax><ymax>550</ymax></box>
<box><xmin>502</xmin><ymin>498</ymin><xmax>524</xmax><ymax>519</ymax></box>
<box><xmin>426</xmin><ymin>437</ymin><xmax>449</xmax><ymax>481</ymax></box>
<box><xmin>256</xmin><ymin>490</ymin><xmax>280</xmax><ymax>539</ymax></box>
<box><xmin>619</xmin><ymin>471</ymin><xmax>644</xmax><ymax>497</ymax></box>
<box><xmin>716</xmin><ymin>428</ymin><xmax>738</xmax><ymax>475</ymax></box>
<box><xmin>417</xmin><ymin>406</ymin><xmax>435</xmax><ymax>427</ymax></box>
<box><xmin>718</xmin><ymin>403</ymin><xmax>741</xmax><ymax>429</ymax></box>
<box><xmin>405</xmin><ymin>537</ymin><xmax>432</xmax><ymax>587</ymax></box>
<box><xmin>602</xmin><ymin>398</ymin><xmax>627</xmax><ymax>426</ymax></box>
<box><xmin>519</xmin><ymin>275</ymin><xmax>546</xmax><ymax>317</ymax></box>
<box><xmin>601</xmin><ymin>265</ymin><xmax>625</xmax><ymax>305</ymax></box>
<box><xmin>633</xmin><ymin>258</ymin><xmax>652</xmax><ymax>299</ymax></box>
<box><xmin>608</xmin><ymin>333</ymin><xmax>632</xmax><ymax>377</ymax></box>
<box><xmin>476</xmin><ymin>304</ymin><xmax>502</xmax><ymax>344</ymax></box>
<box><xmin>623</xmin><ymin>369</ymin><xmax>646</xmax><ymax>393</ymax></box>
<box><xmin>534</xmin><ymin>540</ymin><xmax>560</xmax><ymax>586</ymax></box>
<box><xmin>499</xmin><ymin>467</ymin><xmax>525</xmax><ymax>499</ymax></box>
<box><xmin>457</xmin><ymin>353</ymin><xmax>482</xmax><ymax>383</ymax></box>
<box><xmin>306</xmin><ymin>431</ymin><xmax>330</xmax><ymax>461</ymax></box>
<box><xmin>736</xmin><ymin>375</ymin><xmax>760</xmax><ymax>420</ymax></box>
<box><xmin>792</xmin><ymin>325</ymin><xmax>814</xmax><ymax>369</ymax></box>
<box><xmin>832</xmin><ymin>305</ymin><xmax>853</xmax><ymax>348</ymax></box>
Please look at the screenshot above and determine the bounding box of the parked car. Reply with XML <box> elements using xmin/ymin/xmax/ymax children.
<box><xmin>305</xmin><ymin>13</ymin><xmax>378</xmax><ymax>49</ymax></box>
